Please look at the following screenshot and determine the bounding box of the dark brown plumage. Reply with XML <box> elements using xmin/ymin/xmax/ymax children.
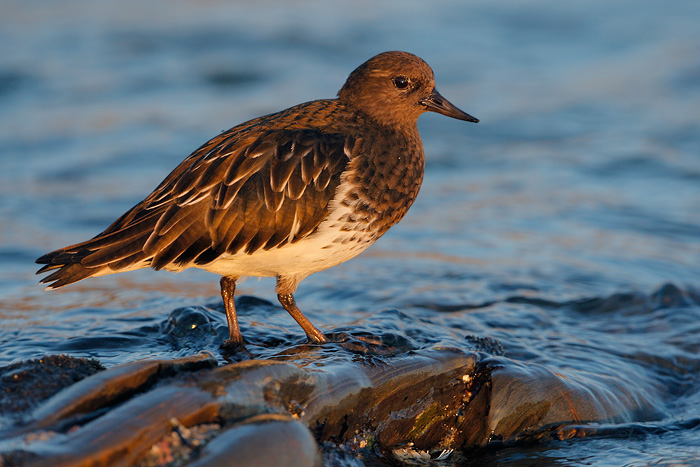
<box><xmin>36</xmin><ymin>51</ymin><xmax>478</xmax><ymax>347</ymax></box>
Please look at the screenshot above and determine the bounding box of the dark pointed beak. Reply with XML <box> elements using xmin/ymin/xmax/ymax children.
<box><xmin>420</xmin><ymin>89</ymin><xmax>479</xmax><ymax>123</ymax></box>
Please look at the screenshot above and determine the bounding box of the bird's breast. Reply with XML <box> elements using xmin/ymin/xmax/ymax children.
<box><xmin>332</xmin><ymin>133</ymin><xmax>425</xmax><ymax>240</ymax></box>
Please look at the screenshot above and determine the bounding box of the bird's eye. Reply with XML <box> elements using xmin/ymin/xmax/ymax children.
<box><xmin>393</xmin><ymin>75</ymin><xmax>410</xmax><ymax>90</ymax></box>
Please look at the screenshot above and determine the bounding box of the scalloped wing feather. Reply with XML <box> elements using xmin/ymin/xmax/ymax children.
<box><xmin>36</xmin><ymin>107</ymin><xmax>353</xmax><ymax>288</ymax></box>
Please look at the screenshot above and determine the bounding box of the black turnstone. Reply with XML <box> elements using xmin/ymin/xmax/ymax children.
<box><xmin>36</xmin><ymin>51</ymin><xmax>478</xmax><ymax>347</ymax></box>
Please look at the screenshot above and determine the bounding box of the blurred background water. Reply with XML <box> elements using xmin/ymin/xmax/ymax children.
<box><xmin>1</xmin><ymin>0</ymin><xmax>699</xmax><ymax>465</ymax></box>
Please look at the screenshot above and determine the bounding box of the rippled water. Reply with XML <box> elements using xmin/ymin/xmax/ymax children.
<box><xmin>1</xmin><ymin>0</ymin><xmax>699</xmax><ymax>465</ymax></box>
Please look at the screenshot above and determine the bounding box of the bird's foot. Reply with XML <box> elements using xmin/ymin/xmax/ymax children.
<box><xmin>220</xmin><ymin>337</ymin><xmax>246</xmax><ymax>350</ymax></box>
<box><xmin>219</xmin><ymin>338</ymin><xmax>252</xmax><ymax>362</ymax></box>
<box><xmin>306</xmin><ymin>331</ymin><xmax>328</xmax><ymax>345</ymax></box>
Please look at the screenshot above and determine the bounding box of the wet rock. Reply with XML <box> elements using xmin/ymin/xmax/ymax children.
<box><xmin>138</xmin><ymin>419</ymin><xmax>222</xmax><ymax>467</ymax></box>
<box><xmin>0</xmin><ymin>343</ymin><xmax>662</xmax><ymax>466</ymax></box>
<box><xmin>484</xmin><ymin>357</ymin><xmax>659</xmax><ymax>445</ymax></box>
<box><xmin>0</xmin><ymin>353</ymin><xmax>217</xmax><ymax>441</ymax></box>
<box><xmin>162</xmin><ymin>307</ymin><xmax>220</xmax><ymax>338</ymax></box>
<box><xmin>189</xmin><ymin>415</ymin><xmax>321</xmax><ymax>467</ymax></box>
<box><xmin>0</xmin><ymin>349</ymin><xmax>478</xmax><ymax>466</ymax></box>
<box><xmin>465</xmin><ymin>335</ymin><xmax>505</xmax><ymax>355</ymax></box>
<box><xmin>162</xmin><ymin>307</ymin><xmax>223</xmax><ymax>349</ymax></box>
<box><xmin>651</xmin><ymin>283</ymin><xmax>697</xmax><ymax>308</ymax></box>
<box><xmin>0</xmin><ymin>355</ymin><xmax>104</xmax><ymax>422</ymax></box>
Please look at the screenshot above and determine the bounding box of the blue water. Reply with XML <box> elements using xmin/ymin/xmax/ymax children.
<box><xmin>1</xmin><ymin>0</ymin><xmax>699</xmax><ymax>465</ymax></box>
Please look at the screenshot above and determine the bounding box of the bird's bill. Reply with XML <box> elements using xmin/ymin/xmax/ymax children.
<box><xmin>420</xmin><ymin>89</ymin><xmax>479</xmax><ymax>123</ymax></box>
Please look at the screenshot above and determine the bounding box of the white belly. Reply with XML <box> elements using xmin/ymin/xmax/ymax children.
<box><xmin>195</xmin><ymin>228</ymin><xmax>372</xmax><ymax>279</ymax></box>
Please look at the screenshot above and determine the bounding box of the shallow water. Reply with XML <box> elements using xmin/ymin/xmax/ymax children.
<box><xmin>1</xmin><ymin>0</ymin><xmax>699</xmax><ymax>465</ymax></box>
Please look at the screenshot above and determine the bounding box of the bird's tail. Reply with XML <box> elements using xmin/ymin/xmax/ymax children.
<box><xmin>36</xmin><ymin>236</ymin><xmax>157</xmax><ymax>289</ymax></box>
<box><xmin>35</xmin><ymin>208</ymin><xmax>162</xmax><ymax>289</ymax></box>
<box><xmin>36</xmin><ymin>247</ymin><xmax>107</xmax><ymax>289</ymax></box>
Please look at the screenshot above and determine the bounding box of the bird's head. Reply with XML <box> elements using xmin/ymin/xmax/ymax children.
<box><xmin>338</xmin><ymin>51</ymin><xmax>478</xmax><ymax>129</ymax></box>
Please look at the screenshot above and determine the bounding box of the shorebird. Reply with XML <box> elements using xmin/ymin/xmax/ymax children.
<box><xmin>36</xmin><ymin>51</ymin><xmax>478</xmax><ymax>347</ymax></box>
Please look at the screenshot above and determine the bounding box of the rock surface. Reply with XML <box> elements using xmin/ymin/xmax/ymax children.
<box><xmin>0</xmin><ymin>341</ymin><xmax>657</xmax><ymax>466</ymax></box>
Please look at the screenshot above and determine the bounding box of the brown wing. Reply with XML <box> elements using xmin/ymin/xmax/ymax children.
<box><xmin>36</xmin><ymin>125</ymin><xmax>352</xmax><ymax>288</ymax></box>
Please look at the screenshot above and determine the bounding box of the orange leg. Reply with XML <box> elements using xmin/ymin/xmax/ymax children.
<box><xmin>277</xmin><ymin>293</ymin><xmax>327</xmax><ymax>344</ymax></box>
<box><xmin>220</xmin><ymin>276</ymin><xmax>244</xmax><ymax>346</ymax></box>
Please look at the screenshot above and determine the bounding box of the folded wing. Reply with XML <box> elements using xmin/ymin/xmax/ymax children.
<box><xmin>36</xmin><ymin>126</ymin><xmax>351</xmax><ymax>288</ymax></box>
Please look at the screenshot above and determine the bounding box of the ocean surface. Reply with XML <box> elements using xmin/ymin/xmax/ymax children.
<box><xmin>1</xmin><ymin>0</ymin><xmax>699</xmax><ymax>465</ymax></box>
